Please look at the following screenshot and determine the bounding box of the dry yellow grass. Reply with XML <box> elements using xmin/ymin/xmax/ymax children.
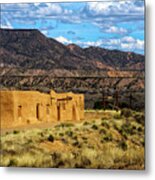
<box><xmin>1</xmin><ymin>109</ymin><xmax>145</xmax><ymax>169</ymax></box>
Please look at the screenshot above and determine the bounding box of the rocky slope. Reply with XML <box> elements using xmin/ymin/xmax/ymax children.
<box><xmin>0</xmin><ymin>28</ymin><xmax>145</xmax><ymax>75</ymax></box>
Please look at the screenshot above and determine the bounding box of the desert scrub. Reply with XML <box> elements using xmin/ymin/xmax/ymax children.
<box><xmin>99</xmin><ymin>128</ymin><xmax>107</xmax><ymax>134</ymax></box>
<box><xmin>113</xmin><ymin>113</ymin><xmax>122</xmax><ymax>120</ymax></box>
<box><xmin>56</xmin><ymin>122</ymin><xmax>74</xmax><ymax>128</ymax></box>
<box><xmin>101</xmin><ymin>133</ymin><xmax>113</xmax><ymax>142</ymax></box>
<box><xmin>13</xmin><ymin>130</ymin><xmax>20</xmax><ymax>134</ymax></box>
<box><xmin>91</xmin><ymin>124</ymin><xmax>98</xmax><ymax>130</ymax></box>
<box><xmin>121</xmin><ymin>108</ymin><xmax>132</xmax><ymax>118</ymax></box>
<box><xmin>65</xmin><ymin>130</ymin><xmax>73</xmax><ymax>137</ymax></box>
<box><xmin>1</xmin><ymin>110</ymin><xmax>144</xmax><ymax>169</ymax></box>
<box><xmin>59</xmin><ymin>132</ymin><xmax>64</xmax><ymax>137</ymax></box>
<box><xmin>134</xmin><ymin>113</ymin><xmax>145</xmax><ymax>125</ymax></box>
<box><xmin>113</xmin><ymin>123</ymin><xmax>121</xmax><ymax>132</ymax></box>
<box><xmin>83</xmin><ymin>121</ymin><xmax>90</xmax><ymax>126</ymax></box>
<box><xmin>47</xmin><ymin>134</ymin><xmax>54</xmax><ymax>142</ymax></box>
<box><xmin>118</xmin><ymin>140</ymin><xmax>128</xmax><ymax>151</ymax></box>
<box><xmin>101</xmin><ymin>121</ymin><xmax>110</xmax><ymax>129</ymax></box>
<box><xmin>122</xmin><ymin>124</ymin><xmax>133</xmax><ymax>133</ymax></box>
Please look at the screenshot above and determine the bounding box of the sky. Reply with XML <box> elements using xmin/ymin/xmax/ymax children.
<box><xmin>0</xmin><ymin>0</ymin><xmax>145</xmax><ymax>54</ymax></box>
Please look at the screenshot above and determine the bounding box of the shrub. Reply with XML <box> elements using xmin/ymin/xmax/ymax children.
<box><xmin>72</xmin><ymin>136</ymin><xmax>77</xmax><ymax>140</ymax></box>
<box><xmin>72</xmin><ymin>141</ymin><xmax>79</xmax><ymax>146</ymax></box>
<box><xmin>13</xmin><ymin>130</ymin><xmax>20</xmax><ymax>134</ymax></box>
<box><xmin>101</xmin><ymin>121</ymin><xmax>110</xmax><ymax>129</ymax></box>
<box><xmin>141</xmin><ymin>139</ymin><xmax>145</xmax><ymax>147</ymax></box>
<box><xmin>113</xmin><ymin>123</ymin><xmax>121</xmax><ymax>132</ymax></box>
<box><xmin>99</xmin><ymin>128</ymin><xmax>107</xmax><ymax>134</ymax></box>
<box><xmin>134</xmin><ymin>113</ymin><xmax>145</xmax><ymax>125</ymax></box>
<box><xmin>101</xmin><ymin>133</ymin><xmax>113</xmax><ymax>142</ymax></box>
<box><xmin>47</xmin><ymin>135</ymin><xmax>54</xmax><ymax>142</ymax></box>
<box><xmin>65</xmin><ymin>130</ymin><xmax>73</xmax><ymax>137</ymax></box>
<box><xmin>91</xmin><ymin>124</ymin><xmax>98</xmax><ymax>130</ymax></box>
<box><xmin>121</xmin><ymin>124</ymin><xmax>133</xmax><ymax>135</ymax></box>
<box><xmin>118</xmin><ymin>140</ymin><xmax>128</xmax><ymax>151</ymax></box>
<box><xmin>137</xmin><ymin>126</ymin><xmax>143</xmax><ymax>132</ymax></box>
<box><xmin>61</xmin><ymin>138</ymin><xmax>68</xmax><ymax>144</ymax></box>
<box><xmin>55</xmin><ymin>123</ymin><xmax>74</xmax><ymax>128</ymax></box>
<box><xmin>59</xmin><ymin>132</ymin><xmax>64</xmax><ymax>136</ymax></box>
<box><xmin>82</xmin><ymin>137</ymin><xmax>87</xmax><ymax>140</ymax></box>
<box><xmin>119</xmin><ymin>130</ymin><xmax>128</xmax><ymax>139</ymax></box>
<box><xmin>113</xmin><ymin>114</ymin><xmax>121</xmax><ymax>120</ymax></box>
<box><xmin>83</xmin><ymin>121</ymin><xmax>89</xmax><ymax>126</ymax></box>
<box><xmin>8</xmin><ymin>159</ymin><xmax>18</xmax><ymax>166</ymax></box>
<box><xmin>121</xmin><ymin>108</ymin><xmax>132</xmax><ymax>118</ymax></box>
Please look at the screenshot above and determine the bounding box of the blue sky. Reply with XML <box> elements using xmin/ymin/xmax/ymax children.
<box><xmin>0</xmin><ymin>0</ymin><xmax>144</xmax><ymax>54</ymax></box>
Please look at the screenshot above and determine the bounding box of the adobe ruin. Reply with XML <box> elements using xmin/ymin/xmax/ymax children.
<box><xmin>0</xmin><ymin>90</ymin><xmax>84</xmax><ymax>129</ymax></box>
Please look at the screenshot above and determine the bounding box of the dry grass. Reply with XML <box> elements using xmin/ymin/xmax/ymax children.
<box><xmin>1</xmin><ymin>109</ymin><xmax>145</xmax><ymax>169</ymax></box>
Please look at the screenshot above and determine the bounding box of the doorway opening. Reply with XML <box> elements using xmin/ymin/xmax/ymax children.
<box><xmin>57</xmin><ymin>105</ymin><xmax>60</xmax><ymax>121</ymax></box>
<box><xmin>36</xmin><ymin>103</ymin><xmax>40</xmax><ymax>120</ymax></box>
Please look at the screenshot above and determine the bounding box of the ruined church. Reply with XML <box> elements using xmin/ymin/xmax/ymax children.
<box><xmin>0</xmin><ymin>90</ymin><xmax>84</xmax><ymax>129</ymax></box>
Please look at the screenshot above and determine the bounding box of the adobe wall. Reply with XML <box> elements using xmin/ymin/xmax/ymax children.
<box><xmin>0</xmin><ymin>90</ymin><xmax>85</xmax><ymax>129</ymax></box>
<box><xmin>50</xmin><ymin>91</ymin><xmax>84</xmax><ymax>121</ymax></box>
<box><xmin>13</xmin><ymin>91</ymin><xmax>54</xmax><ymax>127</ymax></box>
<box><xmin>0</xmin><ymin>91</ymin><xmax>15</xmax><ymax>128</ymax></box>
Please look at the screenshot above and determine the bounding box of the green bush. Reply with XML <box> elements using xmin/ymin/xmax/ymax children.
<box><xmin>83</xmin><ymin>121</ymin><xmax>89</xmax><ymax>126</ymax></box>
<box><xmin>121</xmin><ymin>108</ymin><xmax>132</xmax><ymax>118</ymax></box>
<box><xmin>121</xmin><ymin>124</ymin><xmax>134</xmax><ymax>135</ymax></box>
<box><xmin>59</xmin><ymin>132</ymin><xmax>64</xmax><ymax>136</ymax></box>
<box><xmin>113</xmin><ymin>114</ymin><xmax>121</xmax><ymax>119</ymax></box>
<box><xmin>101</xmin><ymin>133</ymin><xmax>113</xmax><ymax>142</ymax></box>
<box><xmin>101</xmin><ymin>121</ymin><xmax>110</xmax><ymax>129</ymax></box>
<box><xmin>91</xmin><ymin>124</ymin><xmax>98</xmax><ymax>130</ymax></box>
<box><xmin>99</xmin><ymin>128</ymin><xmax>107</xmax><ymax>134</ymax></box>
<box><xmin>65</xmin><ymin>130</ymin><xmax>73</xmax><ymax>137</ymax></box>
<box><xmin>13</xmin><ymin>130</ymin><xmax>20</xmax><ymax>134</ymax></box>
<box><xmin>134</xmin><ymin>113</ymin><xmax>145</xmax><ymax>125</ymax></box>
<box><xmin>47</xmin><ymin>135</ymin><xmax>54</xmax><ymax>142</ymax></box>
<box><xmin>137</xmin><ymin>126</ymin><xmax>143</xmax><ymax>132</ymax></box>
<box><xmin>118</xmin><ymin>140</ymin><xmax>128</xmax><ymax>151</ymax></box>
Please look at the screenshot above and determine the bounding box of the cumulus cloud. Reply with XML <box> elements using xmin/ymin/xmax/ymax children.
<box><xmin>54</xmin><ymin>35</ymin><xmax>144</xmax><ymax>54</ymax></box>
<box><xmin>76</xmin><ymin>40</ymin><xmax>103</xmax><ymax>47</ymax></box>
<box><xmin>55</xmin><ymin>36</ymin><xmax>72</xmax><ymax>44</ymax></box>
<box><xmin>103</xmin><ymin>36</ymin><xmax>144</xmax><ymax>52</ymax></box>
<box><xmin>1</xmin><ymin>1</ymin><xmax>144</xmax><ymax>54</ymax></box>
<box><xmin>84</xmin><ymin>1</ymin><xmax>144</xmax><ymax>17</ymax></box>
<box><xmin>105</xmin><ymin>26</ymin><xmax>128</xmax><ymax>34</ymax></box>
<box><xmin>35</xmin><ymin>3</ymin><xmax>63</xmax><ymax>16</ymax></box>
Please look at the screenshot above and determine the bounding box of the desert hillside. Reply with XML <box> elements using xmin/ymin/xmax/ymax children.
<box><xmin>0</xmin><ymin>28</ymin><xmax>144</xmax><ymax>74</ymax></box>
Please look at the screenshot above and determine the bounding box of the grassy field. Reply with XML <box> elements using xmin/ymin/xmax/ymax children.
<box><xmin>0</xmin><ymin>109</ymin><xmax>145</xmax><ymax>169</ymax></box>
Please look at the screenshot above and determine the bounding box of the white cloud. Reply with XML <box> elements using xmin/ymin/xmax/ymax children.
<box><xmin>36</xmin><ymin>3</ymin><xmax>63</xmax><ymax>16</ymax></box>
<box><xmin>76</xmin><ymin>40</ymin><xmax>103</xmax><ymax>47</ymax></box>
<box><xmin>105</xmin><ymin>26</ymin><xmax>128</xmax><ymax>34</ymax></box>
<box><xmin>41</xmin><ymin>30</ymin><xmax>48</xmax><ymax>36</ymax></box>
<box><xmin>55</xmin><ymin>36</ymin><xmax>72</xmax><ymax>44</ymax></box>
<box><xmin>105</xmin><ymin>36</ymin><xmax>144</xmax><ymax>52</ymax></box>
<box><xmin>54</xmin><ymin>35</ymin><xmax>144</xmax><ymax>53</ymax></box>
<box><xmin>86</xmin><ymin>2</ymin><xmax>113</xmax><ymax>16</ymax></box>
<box><xmin>121</xmin><ymin>36</ymin><xmax>135</xmax><ymax>43</ymax></box>
<box><xmin>1</xmin><ymin>18</ymin><xmax>13</xmax><ymax>29</ymax></box>
<box><xmin>86</xmin><ymin>1</ymin><xmax>144</xmax><ymax>16</ymax></box>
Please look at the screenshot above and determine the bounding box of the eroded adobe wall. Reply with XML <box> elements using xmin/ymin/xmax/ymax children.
<box><xmin>72</xmin><ymin>94</ymin><xmax>84</xmax><ymax>121</ymax></box>
<box><xmin>50</xmin><ymin>91</ymin><xmax>84</xmax><ymax>122</ymax></box>
<box><xmin>1</xmin><ymin>90</ymin><xmax>85</xmax><ymax>129</ymax></box>
<box><xmin>13</xmin><ymin>91</ymin><xmax>55</xmax><ymax>126</ymax></box>
<box><xmin>0</xmin><ymin>91</ymin><xmax>15</xmax><ymax>128</ymax></box>
<box><xmin>51</xmin><ymin>91</ymin><xmax>73</xmax><ymax>121</ymax></box>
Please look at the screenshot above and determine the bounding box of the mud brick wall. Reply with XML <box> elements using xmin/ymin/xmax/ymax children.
<box><xmin>0</xmin><ymin>90</ymin><xmax>84</xmax><ymax>129</ymax></box>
